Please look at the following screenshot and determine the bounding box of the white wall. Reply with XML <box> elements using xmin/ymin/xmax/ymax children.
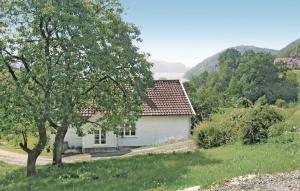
<box><xmin>64</xmin><ymin>128</ymin><xmax>82</xmax><ymax>148</ymax></box>
<box><xmin>62</xmin><ymin>115</ymin><xmax>192</xmax><ymax>149</ymax></box>
<box><xmin>50</xmin><ymin>128</ymin><xmax>82</xmax><ymax>148</ymax></box>
<box><xmin>118</xmin><ymin>115</ymin><xmax>191</xmax><ymax>147</ymax></box>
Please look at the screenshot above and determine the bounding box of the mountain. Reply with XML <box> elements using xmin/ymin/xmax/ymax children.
<box><xmin>184</xmin><ymin>46</ymin><xmax>279</xmax><ymax>79</ymax></box>
<box><xmin>150</xmin><ymin>59</ymin><xmax>188</xmax><ymax>73</ymax></box>
<box><xmin>278</xmin><ymin>39</ymin><xmax>300</xmax><ymax>58</ymax></box>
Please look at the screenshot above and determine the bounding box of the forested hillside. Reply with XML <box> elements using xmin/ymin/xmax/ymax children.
<box><xmin>278</xmin><ymin>39</ymin><xmax>300</xmax><ymax>58</ymax></box>
<box><xmin>184</xmin><ymin>46</ymin><xmax>279</xmax><ymax>79</ymax></box>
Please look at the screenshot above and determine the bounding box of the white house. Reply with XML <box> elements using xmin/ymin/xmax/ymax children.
<box><xmin>61</xmin><ymin>80</ymin><xmax>195</xmax><ymax>153</ymax></box>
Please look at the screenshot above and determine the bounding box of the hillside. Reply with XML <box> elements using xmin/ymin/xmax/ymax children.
<box><xmin>184</xmin><ymin>46</ymin><xmax>279</xmax><ymax>79</ymax></box>
<box><xmin>278</xmin><ymin>39</ymin><xmax>300</xmax><ymax>58</ymax></box>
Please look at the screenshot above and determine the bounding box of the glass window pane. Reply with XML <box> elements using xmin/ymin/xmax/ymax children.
<box><xmin>131</xmin><ymin>125</ymin><xmax>136</xmax><ymax>136</ymax></box>
<box><xmin>101</xmin><ymin>130</ymin><xmax>106</xmax><ymax>144</ymax></box>
<box><xmin>94</xmin><ymin>130</ymin><xmax>100</xmax><ymax>144</ymax></box>
<box><xmin>125</xmin><ymin>129</ymin><xmax>130</xmax><ymax>136</ymax></box>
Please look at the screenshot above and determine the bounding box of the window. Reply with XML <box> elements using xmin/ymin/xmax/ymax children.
<box><xmin>119</xmin><ymin>125</ymin><xmax>136</xmax><ymax>137</ymax></box>
<box><xmin>94</xmin><ymin>130</ymin><xmax>106</xmax><ymax>144</ymax></box>
<box><xmin>94</xmin><ymin>130</ymin><xmax>100</xmax><ymax>144</ymax></box>
<box><xmin>101</xmin><ymin>130</ymin><xmax>106</xmax><ymax>144</ymax></box>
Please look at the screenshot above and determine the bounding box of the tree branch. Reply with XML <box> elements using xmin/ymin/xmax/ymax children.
<box><xmin>48</xmin><ymin>118</ymin><xmax>61</xmax><ymax>129</ymax></box>
<box><xmin>19</xmin><ymin>130</ymin><xmax>32</xmax><ymax>153</ymax></box>
<box><xmin>3</xmin><ymin>49</ymin><xmax>46</xmax><ymax>91</ymax></box>
<box><xmin>81</xmin><ymin>75</ymin><xmax>109</xmax><ymax>95</ymax></box>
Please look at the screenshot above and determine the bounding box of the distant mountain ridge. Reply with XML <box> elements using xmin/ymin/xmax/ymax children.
<box><xmin>150</xmin><ymin>59</ymin><xmax>188</xmax><ymax>73</ymax></box>
<box><xmin>184</xmin><ymin>45</ymin><xmax>279</xmax><ymax>79</ymax></box>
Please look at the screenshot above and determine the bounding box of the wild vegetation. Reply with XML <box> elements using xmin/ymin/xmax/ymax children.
<box><xmin>279</xmin><ymin>39</ymin><xmax>300</xmax><ymax>58</ymax></box>
<box><xmin>184</xmin><ymin>49</ymin><xmax>298</xmax><ymax>126</ymax></box>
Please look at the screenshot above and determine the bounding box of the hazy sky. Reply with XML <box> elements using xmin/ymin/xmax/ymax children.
<box><xmin>119</xmin><ymin>0</ymin><xmax>300</xmax><ymax>67</ymax></box>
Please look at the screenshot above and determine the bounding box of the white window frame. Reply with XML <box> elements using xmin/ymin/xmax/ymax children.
<box><xmin>119</xmin><ymin>125</ymin><xmax>136</xmax><ymax>137</ymax></box>
<box><xmin>94</xmin><ymin>129</ymin><xmax>106</xmax><ymax>144</ymax></box>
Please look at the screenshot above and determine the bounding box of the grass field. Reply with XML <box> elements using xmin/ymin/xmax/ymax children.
<box><xmin>0</xmin><ymin>142</ymin><xmax>300</xmax><ymax>191</ymax></box>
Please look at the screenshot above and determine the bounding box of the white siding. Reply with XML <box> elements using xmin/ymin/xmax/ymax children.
<box><xmin>64</xmin><ymin>128</ymin><xmax>82</xmax><ymax>148</ymax></box>
<box><xmin>118</xmin><ymin>115</ymin><xmax>191</xmax><ymax>147</ymax></box>
<box><xmin>50</xmin><ymin>127</ymin><xmax>82</xmax><ymax>148</ymax></box>
<box><xmin>62</xmin><ymin>115</ymin><xmax>192</xmax><ymax>149</ymax></box>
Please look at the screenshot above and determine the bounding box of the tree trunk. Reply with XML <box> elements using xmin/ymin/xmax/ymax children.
<box><xmin>27</xmin><ymin>151</ymin><xmax>38</xmax><ymax>176</ymax></box>
<box><xmin>26</xmin><ymin>119</ymin><xmax>47</xmax><ymax>177</ymax></box>
<box><xmin>53</xmin><ymin>123</ymin><xmax>68</xmax><ymax>166</ymax></box>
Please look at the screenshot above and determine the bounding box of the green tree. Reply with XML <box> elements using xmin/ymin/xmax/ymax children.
<box><xmin>0</xmin><ymin>0</ymin><xmax>153</xmax><ymax>176</ymax></box>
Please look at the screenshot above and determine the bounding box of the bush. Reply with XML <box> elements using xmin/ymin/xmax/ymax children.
<box><xmin>275</xmin><ymin>99</ymin><xmax>287</xmax><ymax>108</ymax></box>
<box><xmin>193</xmin><ymin>122</ymin><xmax>233</xmax><ymax>149</ymax></box>
<box><xmin>236</xmin><ymin>97</ymin><xmax>253</xmax><ymax>108</ymax></box>
<box><xmin>193</xmin><ymin>106</ymin><xmax>284</xmax><ymax>148</ymax></box>
<box><xmin>238</xmin><ymin>106</ymin><xmax>283</xmax><ymax>144</ymax></box>
<box><xmin>193</xmin><ymin>109</ymin><xmax>241</xmax><ymax>148</ymax></box>
<box><xmin>255</xmin><ymin>95</ymin><xmax>268</xmax><ymax>106</ymax></box>
<box><xmin>268</xmin><ymin>121</ymin><xmax>297</xmax><ymax>143</ymax></box>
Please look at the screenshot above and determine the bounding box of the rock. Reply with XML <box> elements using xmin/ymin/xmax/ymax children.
<box><xmin>180</xmin><ymin>169</ymin><xmax>300</xmax><ymax>191</ymax></box>
<box><xmin>178</xmin><ymin>186</ymin><xmax>201</xmax><ymax>191</ymax></box>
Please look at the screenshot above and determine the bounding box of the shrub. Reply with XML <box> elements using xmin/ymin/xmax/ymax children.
<box><xmin>193</xmin><ymin>106</ymin><xmax>284</xmax><ymax>148</ymax></box>
<box><xmin>193</xmin><ymin>109</ymin><xmax>241</xmax><ymax>148</ymax></box>
<box><xmin>193</xmin><ymin>122</ymin><xmax>233</xmax><ymax>149</ymax></box>
<box><xmin>268</xmin><ymin>121</ymin><xmax>297</xmax><ymax>143</ymax></box>
<box><xmin>236</xmin><ymin>97</ymin><xmax>253</xmax><ymax>108</ymax></box>
<box><xmin>255</xmin><ymin>95</ymin><xmax>268</xmax><ymax>106</ymax></box>
<box><xmin>275</xmin><ymin>99</ymin><xmax>287</xmax><ymax>108</ymax></box>
<box><xmin>238</xmin><ymin>106</ymin><xmax>283</xmax><ymax>144</ymax></box>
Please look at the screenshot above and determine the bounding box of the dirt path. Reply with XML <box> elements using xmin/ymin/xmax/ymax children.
<box><xmin>0</xmin><ymin>140</ymin><xmax>196</xmax><ymax>165</ymax></box>
<box><xmin>180</xmin><ymin>169</ymin><xmax>300</xmax><ymax>191</ymax></box>
<box><xmin>0</xmin><ymin>149</ymin><xmax>51</xmax><ymax>165</ymax></box>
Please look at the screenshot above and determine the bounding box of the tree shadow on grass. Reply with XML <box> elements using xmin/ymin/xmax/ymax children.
<box><xmin>0</xmin><ymin>151</ymin><xmax>221</xmax><ymax>191</ymax></box>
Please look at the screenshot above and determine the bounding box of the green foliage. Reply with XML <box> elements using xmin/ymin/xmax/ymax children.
<box><xmin>0</xmin><ymin>0</ymin><xmax>153</xmax><ymax>153</ymax></box>
<box><xmin>183</xmin><ymin>82</ymin><xmax>223</xmax><ymax>126</ymax></box>
<box><xmin>193</xmin><ymin>106</ymin><xmax>284</xmax><ymax>148</ymax></box>
<box><xmin>238</xmin><ymin>106</ymin><xmax>283</xmax><ymax>144</ymax></box>
<box><xmin>235</xmin><ymin>97</ymin><xmax>253</xmax><ymax>108</ymax></box>
<box><xmin>193</xmin><ymin>119</ymin><xmax>233</xmax><ymax>149</ymax></box>
<box><xmin>255</xmin><ymin>96</ymin><xmax>268</xmax><ymax>106</ymax></box>
<box><xmin>193</xmin><ymin>109</ymin><xmax>241</xmax><ymax>148</ymax></box>
<box><xmin>278</xmin><ymin>39</ymin><xmax>300</xmax><ymax>58</ymax></box>
<box><xmin>275</xmin><ymin>99</ymin><xmax>287</xmax><ymax>108</ymax></box>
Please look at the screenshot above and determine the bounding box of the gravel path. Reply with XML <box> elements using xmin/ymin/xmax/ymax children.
<box><xmin>0</xmin><ymin>140</ymin><xmax>196</xmax><ymax>165</ymax></box>
<box><xmin>180</xmin><ymin>169</ymin><xmax>300</xmax><ymax>191</ymax></box>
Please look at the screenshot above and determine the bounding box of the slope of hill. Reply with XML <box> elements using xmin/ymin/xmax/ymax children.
<box><xmin>278</xmin><ymin>39</ymin><xmax>300</xmax><ymax>58</ymax></box>
<box><xmin>184</xmin><ymin>46</ymin><xmax>279</xmax><ymax>79</ymax></box>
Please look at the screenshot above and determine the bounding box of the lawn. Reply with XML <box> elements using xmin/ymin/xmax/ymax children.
<box><xmin>0</xmin><ymin>142</ymin><xmax>300</xmax><ymax>191</ymax></box>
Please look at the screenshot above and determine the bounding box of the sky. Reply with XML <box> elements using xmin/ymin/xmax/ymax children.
<box><xmin>119</xmin><ymin>0</ymin><xmax>300</xmax><ymax>67</ymax></box>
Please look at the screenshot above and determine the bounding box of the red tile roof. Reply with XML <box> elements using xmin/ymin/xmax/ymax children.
<box><xmin>81</xmin><ymin>80</ymin><xmax>195</xmax><ymax>117</ymax></box>
<box><xmin>81</xmin><ymin>108</ymin><xmax>96</xmax><ymax>117</ymax></box>
<box><xmin>142</xmin><ymin>80</ymin><xmax>195</xmax><ymax>116</ymax></box>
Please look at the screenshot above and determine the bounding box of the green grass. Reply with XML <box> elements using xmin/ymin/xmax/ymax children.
<box><xmin>0</xmin><ymin>142</ymin><xmax>300</xmax><ymax>191</ymax></box>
